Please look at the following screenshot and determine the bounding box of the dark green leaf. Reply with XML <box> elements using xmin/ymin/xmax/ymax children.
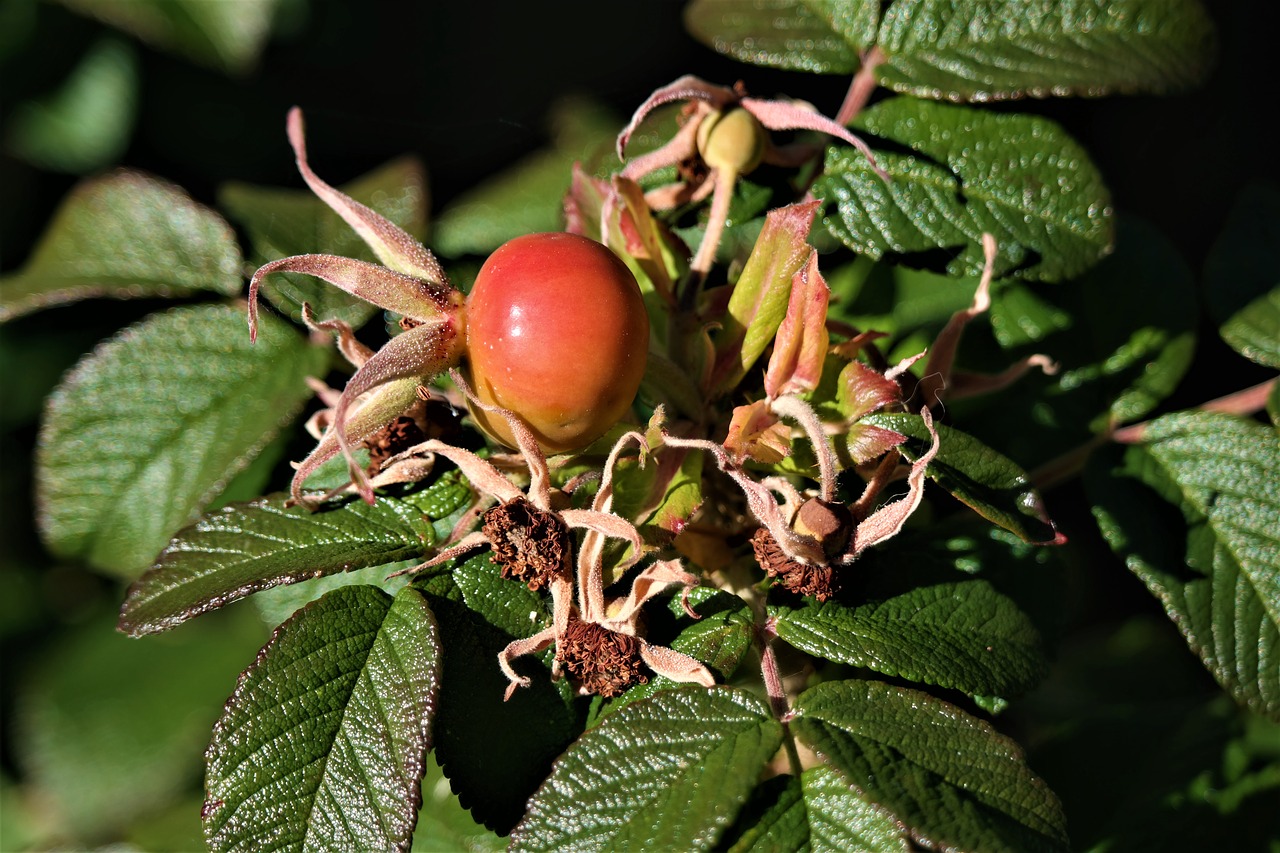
<box><xmin>510</xmin><ymin>687</ymin><xmax>783</xmax><ymax>852</ymax></box>
<box><xmin>816</xmin><ymin>97</ymin><xmax>1112</xmax><ymax>282</ymax></box>
<box><xmin>412</xmin><ymin>752</ymin><xmax>506</xmax><ymax>852</ymax></box>
<box><xmin>0</xmin><ymin>172</ymin><xmax>241</xmax><ymax>321</ymax></box>
<box><xmin>3</xmin><ymin>35</ymin><xmax>138</xmax><ymax>173</ymax></box>
<box><xmin>773</xmin><ymin>575</ymin><xmax>1047</xmax><ymax>696</ymax></box>
<box><xmin>204</xmin><ymin>585</ymin><xmax>439</xmax><ymax>852</ymax></box>
<box><xmin>56</xmin><ymin>0</ymin><xmax>284</xmax><ymax>74</ymax></box>
<box><xmin>793</xmin><ymin>679</ymin><xmax>1069</xmax><ymax>852</ymax></box>
<box><xmin>419</xmin><ymin>555</ymin><xmax>584</xmax><ymax>834</ymax></box>
<box><xmin>118</xmin><ymin>473</ymin><xmax>469</xmax><ymax>636</ymax></box>
<box><xmin>1089</xmin><ymin>413</ymin><xmax>1280</xmax><ymax>719</ymax></box>
<box><xmin>432</xmin><ymin>97</ymin><xmax>619</xmax><ymax>257</ymax></box>
<box><xmin>13</xmin><ymin>609</ymin><xmax>265</xmax><ymax>841</ymax></box>
<box><xmin>725</xmin><ymin>768</ymin><xmax>911</xmax><ymax>853</ymax></box>
<box><xmin>37</xmin><ymin>304</ymin><xmax>326</xmax><ymax>578</ymax></box>
<box><xmin>220</xmin><ymin>156</ymin><xmax>429</xmax><ymax>329</ymax></box>
<box><xmin>1221</xmin><ymin>286</ymin><xmax>1280</xmax><ymax>369</ymax></box>
<box><xmin>686</xmin><ymin>0</ymin><xmax>1215</xmax><ymax>99</ymax></box>
<box><xmin>865</xmin><ymin>412</ymin><xmax>1058</xmax><ymax>543</ymax></box>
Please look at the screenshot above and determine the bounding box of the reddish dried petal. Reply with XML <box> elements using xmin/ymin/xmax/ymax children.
<box><xmin>765</xmin><ymin>251</ymin><xmax>829</xmax><ymax>399</ymax></box>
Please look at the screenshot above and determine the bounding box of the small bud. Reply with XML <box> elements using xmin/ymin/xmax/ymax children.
<box><xmin>697</xmin><ymin>107</ymin><xmax>767</xmax><ymax>175</ymax></box>
<box><xmin>793</xmin><ymin>498</ymin><xmax>853</xmax><ymax>561</ymax></box>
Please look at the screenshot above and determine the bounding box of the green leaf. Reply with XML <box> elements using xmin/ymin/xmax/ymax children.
<box><xmin>412</xmin><ymin>752</ymin><xmax>507</xmax><ymax>852</ymax></box>
<box><xmin>725</xmin><ymin>768</ymin><xmax>911</xmax><ymax>853</ymax></box>
<box><xmin>1221</xmin><ymin>286</ymin><xmax>1280</xmax><ymax>369</ymax></box>
<box><xmin>772</xmin><ymin>576</ymin><xmax>1047</xmax><ymax>697</ymax></box>
<box><xmin>4</xmin><ymin>35</ymin><xmax>138</xmax><ymax>173</ymax></box>
<box><xmin>419</xmin><ymin>554</ymin><xmax>584</xmax><ymax>834</ymax></box>
<box><xmin>433</xmin><ymin>96</ymin><xmax>620</xmax><ymax>257</ymax></box>
<box><xmin>37</xmin><ymin>304</ymin><xmax>325</xmax><ymax>578</ymax></box>
<box><xmin>204</xmin><ymin>585</ymin><xmax>439</xmax><ymax>852</ymax></box>
<box><xmin>686</xmin><ymin>0</ymin><xmax>1215</xmax><ymax>99</ymax></box>
<box><xmin>220</xmin><ymin>156</ymin><xmax>429</xmax><ymax>330</ymax></box>
<box><xmin>1089</xmin><ymin>413</ymin><xmax>1280</xmax><ymax>719</ymax></box>
<box><xmin>118</xmin><ymin>473</ymin><xmax>470</xmax><ymax>636</ymax></box>
<box><xmin>55</xmin><ymin>0</ymin><xmax>285</xmax><ymax>74</ymax></box>
<box><xmin>0</xmin><ymin>172</ymin><xmax>242</xmax><ymax>322</ymax></box>
<box><xmin>12</xmin><ymin>609</ymin><xmax>266</xmax><ymax>841</ymax></box>
<box><xmin>793</xmin><ymin>679</ymin><xmax>1069</xmax><ymax>852</ymax></box>
<box><xmin>815</xmin><ymin>97</ymin><xmax>1112</xmax><ymax>282</ymax></box>
<box><xmin>510</xmin><ymin>687</ymin><xmax>783</xmax><ymax>852</ymax></box>
<box><xmin>865</xmin><ymin>412</ymin><xmax>1058</xmax><ymax>543</ymax></box>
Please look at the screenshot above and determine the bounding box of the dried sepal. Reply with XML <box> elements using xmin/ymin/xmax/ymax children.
<box><xmin>764</xmin><ymin>251</ymin><xmax>829</xmax><ymax>400</ymax></box>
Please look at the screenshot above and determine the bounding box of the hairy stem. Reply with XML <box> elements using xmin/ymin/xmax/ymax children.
<box><xmin>835</xmin><ymin>46</ymin><xmax>885</xmax><ymax>126</ymax></box>
<box><xmin>758</xmin><ymin>618</ymin><xmax>802</xmax><ymax>776</ymax></box>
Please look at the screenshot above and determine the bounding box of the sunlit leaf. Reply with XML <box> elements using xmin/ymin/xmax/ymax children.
<box><xmin>1221</xmin><ymin>286</ymin><xmax>1280</xmax><ymax>369</ymax></box>
<box><xmin>793</xmin><ymin>679</ymin><xmax>1069</xmax><ymax>852</ymax></box>
<box><xmin>817</xmin><ymin>98</ymin><xmax>1112</xmax><ymax>282</ymax></box>
<box><xmin>204</xmin><ymin>585</ymin><xmax>439</xmax><ymax>851</ymax></box>
<box><xmin>511</xmin><ymin>687</ymin><xmax>783</xmax><ymax>851</ymax></box>
<box><xmin>0</xmin><ymin>172</ymin><xmax>241</xmax><ymax>322</ymax></box>
<box><xmin>37</xmin><ymin>304</ymin><xmax>325</xmax><ymax>578</ymax></box>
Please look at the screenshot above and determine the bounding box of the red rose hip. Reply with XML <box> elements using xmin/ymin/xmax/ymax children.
<box><xmin>462</xmin><ymin>232</ymin><xmax>649</xmax><ymax>452</ymax></box>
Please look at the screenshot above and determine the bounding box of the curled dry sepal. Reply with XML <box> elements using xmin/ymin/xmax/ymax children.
<box><xmin>247</xmin><ymin>108</ymin><xmax>467</xmax><ymax>507</ymax></box>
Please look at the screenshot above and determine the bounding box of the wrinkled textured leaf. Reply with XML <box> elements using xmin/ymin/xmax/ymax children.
<box><xmin>204</xmin><ymin>585</ymin><xmax>439</xmax><ymax>852</ymax></box>
<box><xmin>1089</xmin><ymin>414</ymin><xmax>1280</xmax><ymax>719</ymax></box>
<box><xmin>220</xmin><ymin>156</ymin><xmax>430</xmax><ymax>329</ymax></box>
<box><xmin>773</xmin><ymin>575</ymin><xmax>1046</xmax><ymax>696</ymax></box>
<box><xmin>511</xmin><ymin>687</ymin><xmax>782</xmax><ymax>852</ymax></box>
<box><xmin>118</xmin><ymin>472</ymin><xmax>470</xmax><ymax>636</ymax></box>
<box><xmin>866</xmin><ymin>412</ymin><xmax>1057</xmax><ymax>543</ymax></box>
<box><xmin>418</xmin><ymin>554</ymin><xmax>583</xmax><ymax>834</ymax></box>
<box><xmin>686</xmin><ymin>0</ymin><xmax>1214</xmax><ymax>99</ymax></box>
<box><xmin>56</xmin><ymin>0</ymin><xmax>283</xmax><ymax>74</ymax></box>
<box><xmin>0</xmin><ymin>172</ymin><xmax>241</xmax><ymax>321</ymax></box>
<box><xmin>816</xmin><ymin>97</ymin><xmax>1112</xmax><ymax>282</ymax></box>
<box><xmin>37</xmin><ymin>304</ymin><xmax>326</xmax><ymax>578</ymax></box>
<box><xmin>13</xmin><ymin>610</ymin><xmax>265</xmax><ymax>840</ymax></box>
<box><xmin>4</xmin><ymin>35</ymin><xmax>138</xmax><ymax>173</ymax></box>
<box><xmin>725</xmin><ymin>768</ymin><xmax>911</xmax><ymax>853</ymax></box>
<box><xmin>793</xmin><ymin>679</ymin><xmax>1069</xmax><ymax>852</ymax></box>
<box><xmin>1221</xmin><ymin>286</ymin><xmax>1280</xmax><ymax>369</ymax></box>
<box><xmin>433</xmin><ymin>97</ymin><xmax>619</xmax><ymax>257</ymax></box>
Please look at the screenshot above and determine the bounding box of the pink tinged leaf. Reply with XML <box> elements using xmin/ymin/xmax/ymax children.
<box><xmin>838</xmin><ymin>360</ymin><xmax>903</xmax><ymax>421</ymax></box>
<box><xmin>638</xmin><ymin>642</ymin><xmax>715</xmax><ymax>688</ymax></box>
<box><xmin>301</xmin><ymin>302</ymin><xmax>373</xmax><ymax>367</ymax></box>
<box><xmin>499</xmin><ymin>626</ymin><xmax>558</xmax><ymax>700</ymax></box>
<box><xmin>330</xmin><ymin>321</ymin><xmax>465</xmax><ymax>503</ymax></box>
<box><xmin>290</xmin><ymin>376</ymin><xmax>424</xmax><ymax>506</ymax></box>
<box><xmin>724</xmin><ymin>401</ymin><xmax>790</xmax><ymax>465</ymax></box>
<box><xmin>564</xmin><ymin>165</ymin><xmax>609</xmax><ymax>240</ymax></box>
<box><xmin>617</xmin><ymin>75</ymin><xmax>736</xmax><ymax>159</ymax></box>
<box><xmin>713</xmin><ymin>199</ymin><xmax>822</xmax><ymax>395</ymax></box>
<box><xmin>770</xmin><ymin>394</ymin><xmax>839</xmax><ymax>503</ymax></box>
<box><xmin>845</xmin><ymin>407</ymin><xmax>941</xmax><ymax>561</ymax></box>
<box><xmin>920</xmin><ymin>233</ymin><xmax>998</xmax><ymax>406</ymax></box>
<box><xmin>610</xmin><ymin>177</ymin><xmax>677</xmax><ymax>302</ymax></box>
<box><xmin>248</xmin><ymin>254</ymin><xmax>456</xmax><ymax>343</ymax></box>
<box><xmin>846</xmin><ymin>423</ymin><xmax>908</xmax><ymax>465</ymax></box>
<box><xmin>765</xmin><ymin>251</ymin><xmax>830</xmax><ymax>399</ymax></box>
<box><xmin>742</xmin><ymin>96</ymin><xmax>888</xmax><ymax>182</ymax></box>
<box><xmin>416</xmin><ymin>439</ymin><xmax>522</xmax><ymax>505</ymax></box>
<box><xmin>286</xmin><ymin>107</ymin><xmax>448</xmax><ymax>285</ymax></box>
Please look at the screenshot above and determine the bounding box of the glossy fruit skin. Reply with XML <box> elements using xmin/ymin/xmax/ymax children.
<box><xmin>463</xmin><ymin>232</ymin><xmax>649</xmax><ymax>453</ymax></box>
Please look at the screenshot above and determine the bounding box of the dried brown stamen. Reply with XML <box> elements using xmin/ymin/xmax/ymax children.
<box><xmin>482</xmin><ymin>495</ymin><xmax>571</xmax><ymax>591</ymax></box>
<box><xmin>556</xmin><ymin>615</ymin><xmax>648</xmax><ymax>698</ymax></box>
<box><xmin>364</xmin><ymin>415</ymin><xmax>427</xmax><ymax>473</ymax></box>
<box><xmin>751</xmin><ymin>527</ymin><xmax>838</xmax><ymax>601</ymax></box>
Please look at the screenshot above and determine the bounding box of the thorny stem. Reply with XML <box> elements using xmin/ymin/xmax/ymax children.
<box><xmin>758</xmin><ymin>617</ymin><xmax>803</xmax><ymax>776</ymax></box>
<box><xmin>835</xmin><ymin>46</ymin><xmax>885</xmax><ymax>126</ymax></box>
<box><xmin>1029</xmin><ymin>377</ymin><xmax>1277</xmax><ymax>489</ymax></box>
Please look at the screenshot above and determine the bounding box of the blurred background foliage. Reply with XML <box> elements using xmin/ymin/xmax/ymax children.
<box><xmin>0</xmin><ymin>0</ymin><xmax>1276</xmax><ymax>849</ymax></box>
